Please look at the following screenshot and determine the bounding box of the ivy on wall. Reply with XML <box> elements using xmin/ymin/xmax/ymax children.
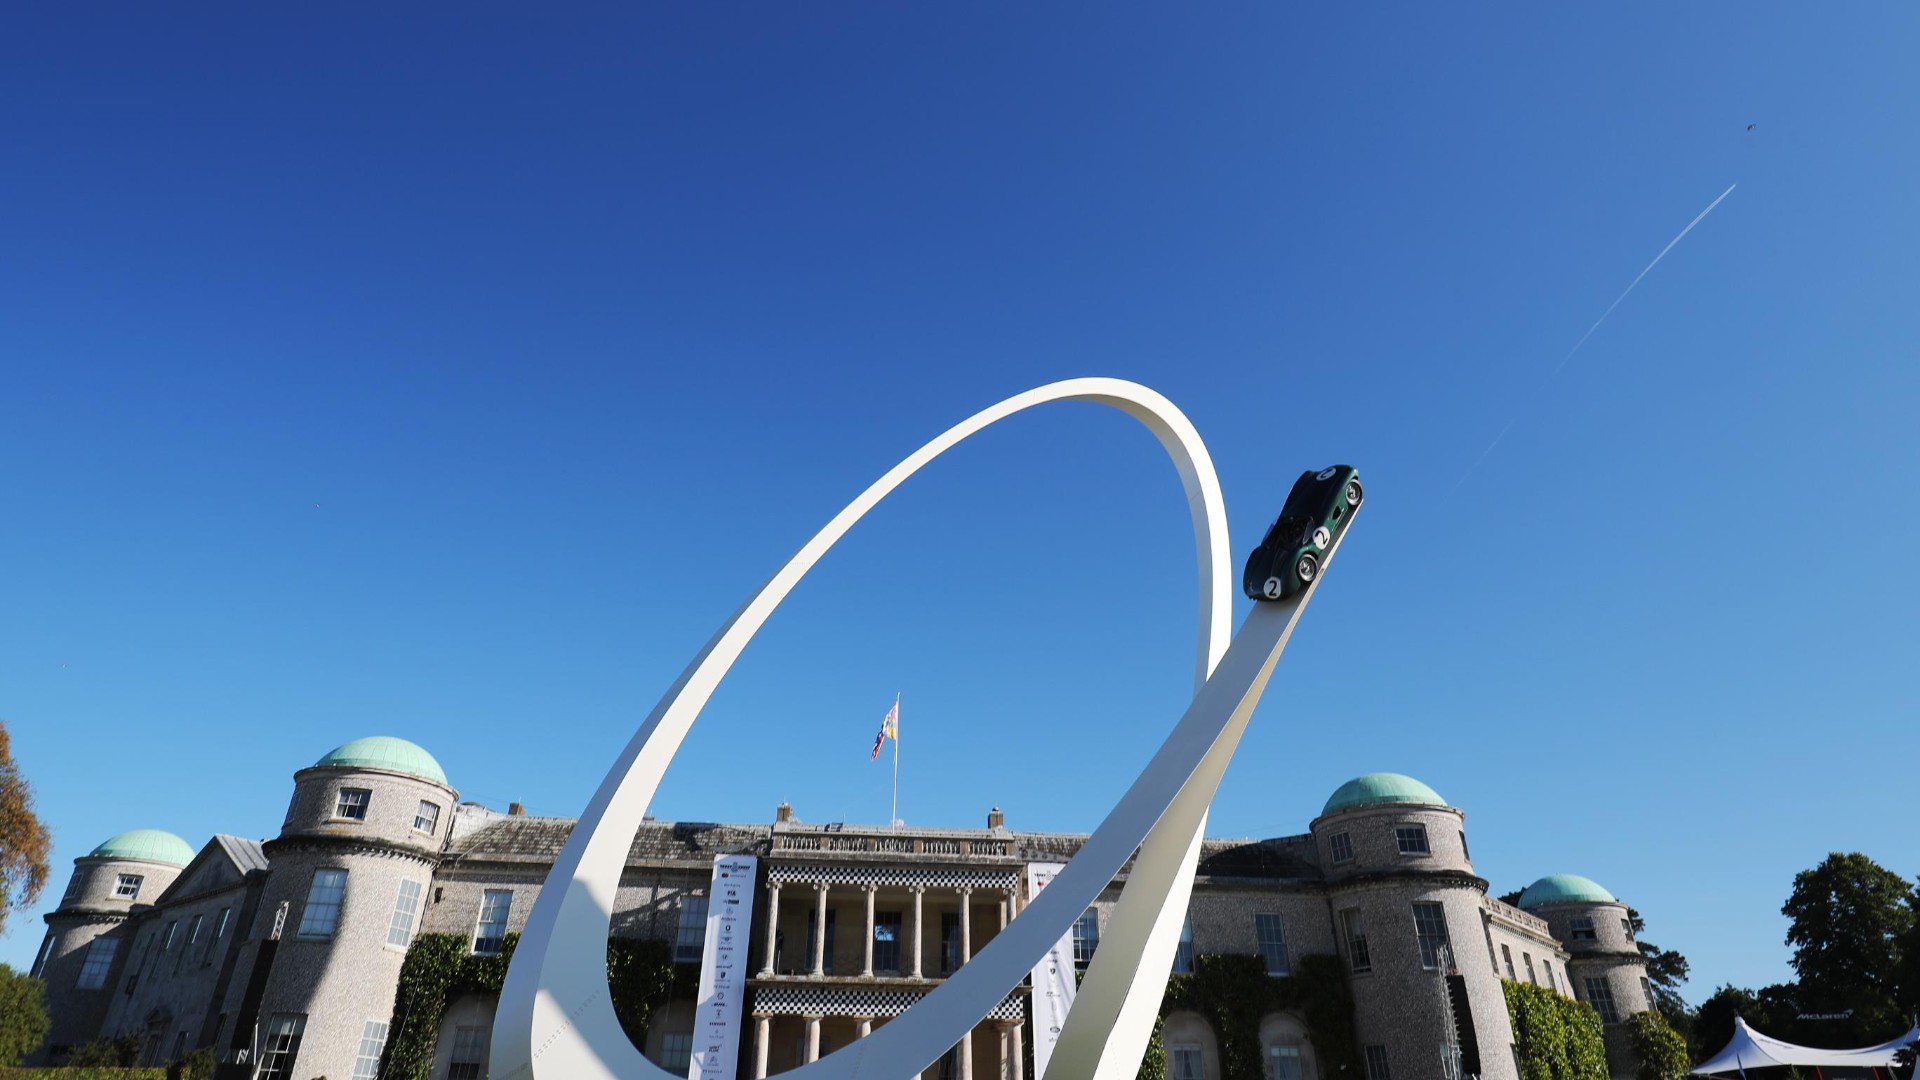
<box><xmin>1626</xmin><ymin>1010</ymin><xmax>1690</xmax><ymax>1080</ymax></box>
<box><xmin>378</xmin><ymin>933</ymin><xmax>697</xmax><ymax>1080</ymax></box>
<box><xmin>1145</xmin><ymin>953</ymin><xmax>1360</xmax><ymax>1080</ymax></box>
<box><xmin>1504</xmin><ymin>980</ymin><xmax>1609</xmax><ymax>1080</ymax></box>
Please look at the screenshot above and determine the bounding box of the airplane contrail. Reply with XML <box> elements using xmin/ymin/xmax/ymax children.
<box><xmin>1458</xmin><ymin>183</ymin><xmax>1737</xmax><ymax>483</ymax></box>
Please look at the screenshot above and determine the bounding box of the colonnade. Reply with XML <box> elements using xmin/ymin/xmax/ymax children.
<box><xmin>757</xmin><ymin>880</ymin><xmax>1017</xmax><ymax>979</ymax></box>
<box><xmin>747</xmin><ymin>1014</ymin><xmax>1027</xmax><ymax>1080</ymax></box>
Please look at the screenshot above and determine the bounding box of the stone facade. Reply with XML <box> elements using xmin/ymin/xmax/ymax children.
<box><xmin>29</xmin><ymin>746</ymin><xmax>1658</xmax><ymax>1080</ymax></box>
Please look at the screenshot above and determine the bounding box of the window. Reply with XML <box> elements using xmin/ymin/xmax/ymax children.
<box><xmin>114</xmin><ymin>873</ymin><xmax>144</xmax><ymax>899</ymax></box>
<box><xmin>62</xmin><ymin>875</ymin><xmax>82</xmax><ymax>902</ymax></box>
<box><xmin>939</xmin><ymin>912</ymin><xmax>959</xmax><ymax>974</ymax></box>
<box><xmin>1255</xmin><ymin>913</ymin><xmax>1289</xmax><ymax>976</ymax></box>
<box><xmin>1622</xmin><ymin>918</ymin><xmax>1634</xmax><ymax>938</ymax></box>
<box><xmin>1342</xmin><ymin>909</ymin><xmax>1371</xmax><ymax>973</ymax></box>
<box><xmin>298</xmin><ymin>869</ymin><xmax>347</xmax><ymax>939</ymax></box>
<box><xmin>1172</xmin><ymin>917</ymin><xmax>1194</xmax><ymax>974</ymax></box>
<box><xmin>76</xmin><ymin>937</ymin><xmax>118</xmax><ymax>989</ymax></box>
<box><xmin>413</xmin><ymin>800</ymin><xmax>440</xmax><ymax>835</ymax></box>
<box><xmin>1394</xmin><ymin>825</ymin><xmax>1430</xmax><ymax>855</ymax></box>
<box><xmin>1072</xmin><ymin>909</ymin><xmax>1100</xmax><ymax>969</ymax></box>
<box><xmin>1641</xmin><ymin>976</ymin><xmax>1655</xmax><ymax>1006</ymax></box>
<box><xmin>1499</xmin><ymin>943</ymin><xmax>1515</xmax><ymax>980</ymax></box>
<box><xmin>1365</xmin><ymin>1044</ymin><xmax>1392</xmax><ymax>1080</ymax></box>
<box><xmin>1569</xmin><ymin>916</ymin><xmax>1596</xmax><ymax>941</ymax></box>
<box><xmin>335</xmin><ymin>788</ymin><xmax>371</xmax><ymax>820</ymax></box>
<box><xmin>283</xmin><ymin>793</ymin><xmax>300</xmax><ymax>829</ymax></box>
<box><xmin>351</xmin><ymin>1020</ymin><xmax>388</xmax><ymax>1080</ymax></box>
<box><xmin>661</xmin><ymin>1032</ymin><xmax>693</xmax><ymax>1072</ymax></box>
<box><xmin>1329</xmin><ymin>832</ymin><xmax>1354</xmax><ymax>864</ymax></box>
<box><xmin>171</xmin><ymin>1031</ymin><xmax>188</xmax><ymax>1062</ymax></box>
<box><xmin>162</xmin><ymin>921</ymin><xmax>178</xmax><ymax>950</ymax></box>
<box><xmin>1460</xmin><ymin>830</ymin><xmax>1470</xmax><ymax>861</ymax></box>
<box><xmin>388</xmin><ymin>880</ymin><xmax>423</xmax><ymax>948</ymax></box>
<box><xmin>675</xmin><ymin>894</ymin><xmax>708</xmax><ymax>963</ymax></box>
<box><xmin>1170</xmin><ymin>1044</ymin><xmax>1204</xmax><ymax>1080</ymax></box>
<box><xmin>1584</xmin><ymin>976</ymin><xmax>1620</xmax><ymax>1023</ymax></box>
<box><xmin>31</xmin><ymin>933</ymin><xmax>53</xmax><ymax>979</ymax></box>
<box><xmin>1543</xmin><ymin>960</ymin><xmax>1555</xmax><ymax>992</ymax></box>
<box><xmin>214</xmin><ymin>907</ymin><xmax>231</xmax><ymax>939</ymax></box>
<box><xmin>449</xmin><ymin>1025</ymin><xmax>487</xmax><ymax>1080</ymax></box>
<box><xmin>1413</xmin><ymin>903</ymin><xmax>1451</xmax><ymax>970</ymax></box>
<box><xmin>1523</xmin><ymin>952</ymin><xmax>1536</xmax><ymax>984</ymax></box>
<box><xmin>474</xmin><ymin>889</ymin><xmax>512</xmax><ymax>955</ymax></box>
<box><xmin>874</xmin><ymin>911</ymin><xmax>902</xmax><ymax>974</ymax></box>
<box><xmin>1269</xmin><ymin>1045</ymin><xmax>1304</xmax><ymax>1080</ymax></box>
<box><xmin>255</xmin><ymin>1013</ymin><xmax>306</xmax><ymax>1080</ymax></box>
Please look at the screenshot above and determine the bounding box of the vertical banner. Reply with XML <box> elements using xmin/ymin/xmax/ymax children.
<box><xmin>690</xmin><ymin>854</ymin><xmax>758</xmax><ymax>1080</ymax></box>
<box><xmin>1025</xmin><ymin>863</ymin><xmax>1078</xmax><ymax>1079</ymax></box>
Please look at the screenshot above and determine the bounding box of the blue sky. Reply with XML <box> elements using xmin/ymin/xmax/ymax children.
<box><xmin>3</xmin><ymin>5</ymin><xmax>1916</xmax><ymax>1002</ymax></box>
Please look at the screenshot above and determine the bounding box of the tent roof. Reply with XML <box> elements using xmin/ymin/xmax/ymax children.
<box><xmin>1692</xmin><ymin>1016</ymin><xmax>1919</xmax><ymax>1074</ymax></box>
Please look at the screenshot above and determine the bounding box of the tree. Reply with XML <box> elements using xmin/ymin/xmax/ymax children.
<box><xmin>0</xmin><ymin>722</ymin><xmax>52</xmax><ymax>938</ymax></box>
<box><xmin>1627</xmin><ymin>907</ymin><xmax>1694</xmax><ymax>1036</ymax></box>
<box><xmin>1628</xmin><ymin>1010</ymin><xmax>1690</xmax><ymax>1080</ymax></box>
<box><xmin>0</xmin><ymin>963</ymin><xmax>48</xmax><ymax>1065</ymax></box>
<box><xmin>1781</xmin><ymin>852</ymin><xmax>1913</xmax><ymax>1040</ymax></box>
<box><xmin>1692</xmin><ymin>984</ymin><xmax>1802</xmax><ymax>1063</ymax></box>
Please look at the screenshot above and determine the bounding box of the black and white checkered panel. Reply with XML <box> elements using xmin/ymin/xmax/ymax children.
<box><xmin>750</xmin><ymin>984</ymin><xmax>1025</xmax><ymax>1021</ymax></box>
<box><xmin>766</xmin><ymin>865</ymin><xmax>1020</xmax><ymax>891</ymax></box>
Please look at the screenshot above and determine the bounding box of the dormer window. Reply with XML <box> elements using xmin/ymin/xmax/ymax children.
<box><xmin>1569</xmin><ymin>916</ymin><xmax>1597</xmax><ymax>941</ymax></box>
<box><xmin>1394</xmin><ymin>825</ymin><xmax>1430</xmax><ymax>856</ymax></box>
<box><xmin>114</xmin><ymin>874</ymin><xmax>144</xmax><ymax>900</ymax></box>
<box><xmin>335</xmin><ymin>789</ymin><xmax>371</xmax><ymax>821</ymax></box>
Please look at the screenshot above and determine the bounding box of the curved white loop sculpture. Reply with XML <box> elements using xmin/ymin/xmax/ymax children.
<box><xmin>493</xmin><ymin>378</ymin><xmax>1348</xmax><ymax>1079</ymax></box>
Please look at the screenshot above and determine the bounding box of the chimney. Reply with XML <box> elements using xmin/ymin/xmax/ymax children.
<box><xmin>508</xmin><ymin>802</ymin><xmax>526</xmax><ymax>817</ymax></box>
<box><xmin>776</xmin><ymin>801</ymin><xmax>793</xmax><ymax>824</ymax></box>
<box><xmin>987</xmin><ymin>806</ymin><xmax>1005</xmax><ymax>830</ymax></box>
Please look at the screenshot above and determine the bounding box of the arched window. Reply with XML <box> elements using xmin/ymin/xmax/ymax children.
<box><xmin>1259</xmin><ymin>1012</ymin><xmax>1319</xmax><ymax>1080</ymax></box>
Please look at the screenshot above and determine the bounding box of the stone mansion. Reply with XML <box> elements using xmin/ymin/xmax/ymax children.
<box><xmin>29</xmin><ymin>736</ymin><xmax>1658</xmax><ymax>1080</ymax></box>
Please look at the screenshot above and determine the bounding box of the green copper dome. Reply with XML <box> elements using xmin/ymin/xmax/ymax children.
<box><xmin>89</xmin><ymin>830</ymin><xmax>195</xmax><ymax>866</ymax></box>
<box><xmin>314</xmin><ymin>736</ymin><xmax>448</xmax><ymax>786</ymax></box>
<box><xmin>1321</xmin><ymin>773</ymin><xmax>1448</xmax><ymax>816</ymax></box>
<box><xmin>1518</xmin><ymin>874</ymin><xmax>1618</xmax><ymax>909</ymax></box>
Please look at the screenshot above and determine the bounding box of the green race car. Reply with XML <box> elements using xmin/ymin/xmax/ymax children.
<box><xmin>1242</xmin><ymin>465</ymin><xmax>1363</xmax><ymax>602</ymax></box>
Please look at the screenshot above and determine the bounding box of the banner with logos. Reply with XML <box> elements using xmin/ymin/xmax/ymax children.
<box><xmin>690</xmin><ymin>854</ymin><xmax>758</xmax><ymax>1080</ymax></box>
<box><xmin>1025</xmin><ymin>862</ymin><xmax>1078</xmax><ymax>1079</ymax></box>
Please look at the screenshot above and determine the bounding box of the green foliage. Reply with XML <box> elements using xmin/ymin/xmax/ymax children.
<box><xmin>379</xmin><ymin>933</ymin><xmax>697</xmax><ymax>1080</ymax></box>
<box><xmin>1625</xmin><ymin>907</ymin><xmax>1693</xmax><ymax>1037</ymax></box>
<box><xmin>0</xmin><ymin>1070</ymin><xmax>166</xmax><ymax>1079</ymax></box>
<box><xmin>62</xmin><ymin>1038</ymin><xmax>141</xmax><ymax>1067</ymax></box>
<box><xmin>0</xmin><ymin>965</ymin><xmax>48</xmax><ymax>1067</ymax></box>
<box><xmin>1156</xmin><ymin>953</ymin><xmax>1359</xmax><ymax>1080</ymax></box>
<box><xmin>1781</xmin><ymin>852</ymin><xmax>1914</xmax><ymax>1041</ymax></box>
<box><xmin>1133</xmin><ymin>1015</ymin><xmax>1165</xmax><ymax>1080</ymax></box>
<box><xmin>1504</xmin><ymin>980</ymin><xmax>1608</xmax><ymax>1080</ymax></box>
<box><xmin>1627</xmin><ymin>1010</ymin><xmax>1689</xmax><ymax>1080</ymax></box>
<box><xmin>0</xmin><ymin>724</ymin><xmax>53</xmax><ymax>939</ymax></box>
<box><xmin>164</xmin><ymin>1046</ymin><xmax>214</xmax><ymax>1080</ymax></box>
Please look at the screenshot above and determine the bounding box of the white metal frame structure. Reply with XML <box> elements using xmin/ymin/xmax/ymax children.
<box><xmin>492</xmin><ymin>378</ymin><xmax>1359</xmax><ymax>1080</ymax></box>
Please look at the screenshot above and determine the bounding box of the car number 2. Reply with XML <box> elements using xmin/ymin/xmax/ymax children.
<box><xmin>1263</xmin><ymin>577</ymin><xmax>1284</xmax><ymax>599</ymax></box>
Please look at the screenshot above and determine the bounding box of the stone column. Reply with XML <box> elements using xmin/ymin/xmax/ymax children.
<box><xmin>856</xmin><ymin>1017</ymin><xmax>873</xmax><ymax>1039</ymax></box>
<box><xmin>753</xmin><ymin>1015</ymin><xmax>771</xmax><ymax>1079</ymax></box>
<box><xmin>957</xmin><ymin>1025</ymin><xmax>974</xmax><ymax>1080</ymax></box>
<box><xmin>959</xmin><ymin>887</ymin><xmax>973</xmax><ymax>965</ymax></box>
<box><xmin>996</xmin><ymin>1023</ymin><xmax>1010</xmax><ymax>1080</ymax></box>
<box><xmin>811</xmin><ymin>883</ymin><xmax>830</xmax><ymax>977</ymax></box>
<box><xmin>1001</xmin><ymin>889</ymin><xmax>1012</xmax><ymax>932</ymax></box>
<box><xmin>1008</xmin><ymin>1021</ymin><xmax>1025</xmax><ymax>1080</ymax></box>
<box><xmin>910</xmin><ymin>886</ymin><xmax>925</xmax><ymax>979</ymax></box>
<box><xmin>805</xmin><ymin>1015</ymin><xmax>822</xmax><ymax>1062</ymax></box>
<box><xmin>862</xmin><ymin>884</ymin><xmax>877</xmax><ymax>977</ymax></box>
<box><xmin>761</xmin><ymin>883</ymin><xmax>782</xmax><ymax>975</ymax></box>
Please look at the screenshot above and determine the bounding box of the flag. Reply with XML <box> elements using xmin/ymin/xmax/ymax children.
<box><xmin>870</xmin><ymin>697</ymin><xmax>899</xmax><ymax>760</ymax></box>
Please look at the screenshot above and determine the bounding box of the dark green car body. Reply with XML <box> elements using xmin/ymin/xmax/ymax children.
<box><xmin>1241</xmin><ymin>465</ymin><xmax>1363</xmax><ymax>602</ymax></box>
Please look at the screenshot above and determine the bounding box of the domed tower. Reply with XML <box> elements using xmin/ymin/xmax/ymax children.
<box><xmin>30</xmin><ymin>830</ymin><xmax>194</xmax><ymax>1063</ymax></box>
<box><xmin>238</xmin><ymin>737</ymin><xmax>455</xmax><ymax>1080</ymax></box>
<box><xmin>1518</xmin><ymin>874</ymin><xmax>1653</xmax><ymax>1078</ymax></box>
<box><xmin>1311</xmin><ymin>774</ymin><xmax>1520</xmax><ymax>1080</ymax></box>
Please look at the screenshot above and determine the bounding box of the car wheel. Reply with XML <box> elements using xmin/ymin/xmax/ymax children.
<box><xmin>1262</xmin><ymin>577</ymin><xmax>1284</xmax><ymax>600</ymax></box>
<box><xmin>1311</xmin><ymin>527</ymin><xmax>1331</xmax><ymax>550</ymax></box>
<box><xmin>1344</xmin><ymin>481</ymin><xmax>1363</xmax><ymax>506</ymax></box>
<box><xmin>1295</xmin><ymin>553</ymin><xmax>1318</xmax><ymax>582</ymax></box>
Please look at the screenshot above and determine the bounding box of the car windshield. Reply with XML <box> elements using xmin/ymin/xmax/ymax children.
<box><xmin>1265</xmin><ymin>514</ymin><xmax>1313</xmax><ymax>546</ymax></box>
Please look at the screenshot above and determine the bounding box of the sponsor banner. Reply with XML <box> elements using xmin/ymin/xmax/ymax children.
<box><xmin>690</xmin><ymin>854</ymin><xmax>758</xmax><ymax>1080</ymax></box>
<box><xmin>1026</xmin><ymin>862</ymin><xmax>1078</xmax><ymax>1078</ymax></box>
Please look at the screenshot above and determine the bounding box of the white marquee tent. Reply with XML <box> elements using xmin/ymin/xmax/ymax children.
<box><xmin>1693</xmin><ymin>1016</ymin><xmax>1919</xmax><ymax>1076</ymax></box>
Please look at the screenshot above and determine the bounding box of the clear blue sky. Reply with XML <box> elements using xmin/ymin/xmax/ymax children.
<box><xmin>4</xmin><ymin>5</ymin><xmax>1916</xmax><ymax>1002</ymax></box>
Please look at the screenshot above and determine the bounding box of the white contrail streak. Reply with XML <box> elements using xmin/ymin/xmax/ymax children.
<box><xmin>1458</xmin><ymin>183</ymin><xmax>1737</xmax><ymax>483</ymax></box>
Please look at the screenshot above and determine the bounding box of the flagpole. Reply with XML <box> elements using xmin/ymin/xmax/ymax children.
<box><xmin>891</xmin><ymin>692</ymin><xmax>901</xmax><ymax>826</ymax></box>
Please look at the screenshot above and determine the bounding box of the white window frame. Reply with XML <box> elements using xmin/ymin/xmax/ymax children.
<box><xmin>297</xmin><ymin>868</ymin><xmax>348</xmax><ymax>940</ymax></box>
<box><xmin>661</xmin><ymin>1031</ymin><xmax>694</xmax><ymax>1072</ymax></box>
<box><xmin>214</xmin><ymin>906</ymin><xmax>231</xmax><ymax>939</ymax></box>
<box><xmin>162</xmin><ymin>921</ymin><xmax>178</xmax><ymax>950</ymax></box>
<box><xmin>449</xmin><ymin>1024</ymin><xmax>487</xmax><ymax>1080</ymax></box>
<box><xmin>1170</xmin><ymin>1044</ymin><xmax>1205</xmax><ymax>1080</ymax></box>
<box><xmin>1172</xmin><ymin>916</ymin><xmax>1194</xmax><ymax>974</ymax></box>
<box><xmin>335</xmin><ymin>788</ymin><xmax>372</xmax><ymax>821</ymax></box>
<box><xmin>412</xmin><ymin>799</ymin><xmax>441</xmax><ymax>835</ymax></box>
<box><xmin>1394</xmin><ymin>824</ymin><xmax>1430</xmax><ymax>856</ymax></box>
<box><xmin>1328</xmin><ymin>831</ymin><xmax>1354</xmax><ymax>864</ymax></box>
<box><xmin>1365</xmin><ymin>1044</ymin><xmax>1392</xmax><ymax>1080</ymax></box>
<box><xmin>256</xmin><ymin>1013</ymin><xmax>307</xmax><ymax>1080</ymax></box>
<box><xmin>1569</xmin><ymin>916</ymin><xmax>1596</xmax><ymax>941</ymax></box>
<box><xmin>1268</xmin><ymin>1044</ymin><xmax>1305</xmax><ymax>1080</ymax></box>
<box><xmin>474</xmin><ymin>889</ymin><xmax>512</xmax><ymax>955</ymax></box>
<box><xmin>1072</xmin><ymin>908</ymin><xmax>1100</xmax><ymax>969</ymax></box>
<box><xmin>351</xmin><ymin>1020</ymin><xmax>389</xmax><ymax>1080</ymax></box>
<box><xmin>675</xmin><ymin>893</ymin><xmax>709</xmax><ymax>963</ymax></box>
<box><xmin>114</xmin><ymin>873</ymin><xmax>144</xmax><ymax>899</ymax></box>
<box><xmin>1584</xmin><ymin>976</ymin><xmax>1620</xmax><ymax>1023</ymax></box>
<box><xmin>1342</xmin><ymin>909</ymin><xmax>1371</xmax><ymax>973</ymax></box>
<box><xmin>387</xmin><ymin>880</ymin><xmax>423</xmax><ymax>949</ymax></box>
<box><xmin>1413</xmin><ymin>902</ymin><xmax>1451</xmax><ymax>970</ymax></box>
<box><xmin>1255</xmin><ymin>912</ymin><xmax>1288</xmax><ymax>976</ymax></box>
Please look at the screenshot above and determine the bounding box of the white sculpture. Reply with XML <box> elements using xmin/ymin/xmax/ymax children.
<box><xmin>493</xmin><ymin>378</ymin><xmax>1356</xmax><ymax>1079</ymax></box>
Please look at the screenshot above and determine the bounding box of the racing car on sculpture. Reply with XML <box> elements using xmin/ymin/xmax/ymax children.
<box><xmin>1242</xmin><ymin>465</ymin><xmax>1363</xmax><ymax>602</ymax></box>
